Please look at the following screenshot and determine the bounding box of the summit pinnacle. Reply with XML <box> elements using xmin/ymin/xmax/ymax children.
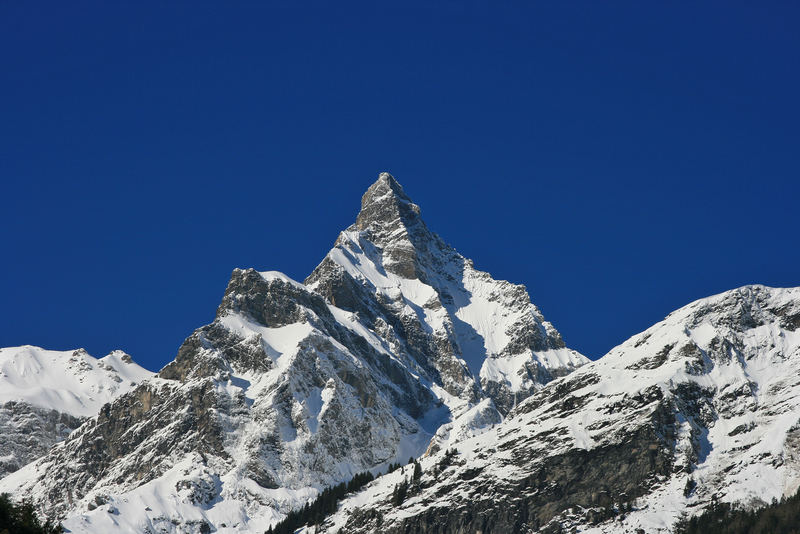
<box><xmin>355</xmin><ymin>172</ymin><xmax>423</xmax><ymax>240</ymax></box>
<box><xmin>309</xmin><ymin>173</ymin><xmax>586</xmax><ymax>409</ymax></box>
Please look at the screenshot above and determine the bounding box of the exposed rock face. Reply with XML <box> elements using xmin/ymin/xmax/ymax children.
<box><xmin>0</xmin><ymin>174</ymin><xmax>586</xmax><ymax>534</ymax></box>
<box><xmin>306</xmin><ymin>173</ymin><xmax>587</xmax><ymax>415</ymax></box>
<box><xmin>0</xmin><ymin>402</ymin><xmax>82</xmax><ymax>478</ymax></box>
<box><xmin>320</xmin><ymin>285</ymin><xmax>800</xmax><ymax>534</ymax></box>
<box><xmin>0</xmin><ymin>346</ymin><xmax>152</xmax><ymax>479</ymax></box>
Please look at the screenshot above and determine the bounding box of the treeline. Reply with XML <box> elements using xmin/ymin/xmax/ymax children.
<box><xmin>0</xmin><ymin>493</ymin><xmax>62</xmax><ymax>534</ymax></box>
<box><xmin>266</xmin><ymin>470</ymin><xmax>376</xmax><ymax>534</ymax></box>
<box><xmin>266</xmin><ymin>458</ymin><xmax>424</xmax><ymax>534</ymax></box>
<box><xmin>675</xmin><ymin>489</ymin><xmax>800</xmax><ymax>534</ymax></box>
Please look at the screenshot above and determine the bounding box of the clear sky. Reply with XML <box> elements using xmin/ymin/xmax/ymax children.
<box><xmin>2</xmin><ymin>2</ymin><xmax>798</xmax><ymax>371</ymax></box>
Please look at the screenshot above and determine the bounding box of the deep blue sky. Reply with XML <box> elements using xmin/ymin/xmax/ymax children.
<box><xmin>2</xmin><ymin>2</ymin><xmax>798</xmax><ymax>371</ymax></box>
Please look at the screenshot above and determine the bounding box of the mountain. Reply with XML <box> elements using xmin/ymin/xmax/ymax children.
<box><xmin>318</xmin><ymin>285</ymin><xmax>800</xmax><ymax>533</ymax></box>
<box><xmin>0</xmin><ymin>345</ymin><xmax>152</xmax><ymax>479</ymax></box>
<box><xmin>0</xmin><ymin>173</ymin><xmax>587</xmax><ymax>533</ymax></box>
<box><xmin>305</xmin><ymin>174</ymin><xmax>586</xmax><ymax>416</ymax></box>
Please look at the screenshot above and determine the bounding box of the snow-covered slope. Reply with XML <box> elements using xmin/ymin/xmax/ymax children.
<box><xmin>0</xmin><ymin>346</ymin><xmax>153</xmax><ymax>416</ymax></box>
<box><xmin>317</xmin><ymin>285</ymin><xmax>800</xmax><ymax>533</ymax></box>
<box><xmin>0</xmin><ymin>173</ymin><xmax>586</xmax><ymax>533</ymax></box>
<box><xmin>0</xmin><ymin>345</ymin><xmax>152</xmax><ymax>478</ymax></box>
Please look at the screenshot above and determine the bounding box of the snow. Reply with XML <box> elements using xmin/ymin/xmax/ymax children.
<box><xmin>258</xmin><ymin>270</ymin><xmax>308</xmax><ymax>291</ymax></box>
<box><xmin>219</xmin><ymin>312</ymin><xmax>315</xmax><ymax>367</ymax></box>
<box><xmin>689</xmin><ymin>321</ymin><xmax>717</xmax><ymax>349</ymax></box>
<box><xmin>426</xmin><ymin>397</ymin><xmax>501</xmax><ymax>453</ymax></box>
<box><xmin>57</xmin><ymin>453</ymin><xmax>303</xmax><ymax>534</ymax></box>
<box><xmin>326</xmin><ymin>305</ymin><xmax>392</xmax><ymax>357</ymax></box>
<box><xmin>0</xmin><ymin>345</ymin><xmax>153</xmax><ymax>417</ymax></box>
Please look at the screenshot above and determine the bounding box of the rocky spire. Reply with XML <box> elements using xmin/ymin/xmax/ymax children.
<box><xmin>306</xmin><ymin>172</ymin><xmax>587</xmax><ymax>411</ymax></box>
<box><xmin>350</xmin><ymin>173</ymin><xmax>433</xmax><ymax>279</ymax></box>
<box><xmin>356</xmin><ymin>172</ymin><xmax>419</xmax><ymax>226</ymax></box>
<box><xmin>354</xmin><ymin>174</ymin><xmax>422</xmax><ymax>234</ymax></box>
<box><xmin>360</xmin><ymin>172</ymin><xmax>410</xmax><ymax>206</ymax></box>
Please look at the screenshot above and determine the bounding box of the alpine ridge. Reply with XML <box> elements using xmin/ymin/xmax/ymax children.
<box><xmin>0</xmin><ymin>173</ymin><xmax>588</xmax><ymax>534</ymax></box>
<box><xmin>317</xmin><ymin>284</ymin><xmax>800</xmax><ymax>533</ymax></box>
<box><xmin>0</xmin><ymin>346</ymin><xmax>152</xmax><ymax>479</ymax></box>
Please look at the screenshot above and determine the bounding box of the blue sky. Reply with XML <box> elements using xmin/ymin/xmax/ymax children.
<box><xmin>2</xmin><ymin>2</ymin><xmax>798</xmax><ymax>371</ymax></box>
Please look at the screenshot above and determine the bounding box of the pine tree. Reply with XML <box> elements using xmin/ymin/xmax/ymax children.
<box><xmin>392</xmin><ymin>477</ymin><xmax>409</xmax><ymax>506</ymax></box>
<box><xmin>0</xmin><ymin>494</ymin><xmax>62</xmax><ymax>534</ymax></box>
<box><xmin>674</xmin><ymin>486</ymin><xmax>800</xmax><ymax>534</ymax></box>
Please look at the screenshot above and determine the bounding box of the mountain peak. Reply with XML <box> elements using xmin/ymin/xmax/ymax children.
<box><xmin>355</xmin><ymin>172</ymin><xmax>421</xmax><ymax>234</ymax></box>
<box><xmin>367</xmin><ymin>172</ymin><xmax>408</xmax><ymax>202</ymax></box>
<box><xmin>307</xmin><ymin>171</ymin><xmax>586</xmax><ymax>410</ymax></box>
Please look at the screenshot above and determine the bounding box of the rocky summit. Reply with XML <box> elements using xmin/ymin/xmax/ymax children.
<box><xmin>305</xmin><ymin>173</ymin><xmax>586</xmax><ymax>416</ymax></box>
<box><xmin>0</xmin><ymin>173</ymin><xmax>588</xmax><ymax>533</ymax></box>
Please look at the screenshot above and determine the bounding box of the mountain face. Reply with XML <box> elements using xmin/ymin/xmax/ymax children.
<box><xmin>320</xmin><ymin>285</ymin><xmax>800</xmax><ymax>534</ymax></box>
<box><xmin>0</xmin><ymin>346</ymin><xmax>152</xmax><ymax>478</ymax></box>
<box><xmin>306</xmin><ymin>174</ymin><xmax>585</xmax><ymax>416</ymax></box>
<box><xmin>0</xmin><ymin>174</ymin><xmax>587</xmax><ymax>534</ymax></box>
